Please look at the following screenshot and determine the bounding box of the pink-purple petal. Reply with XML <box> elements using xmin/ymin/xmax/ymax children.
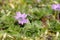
<box><xmin>22</xmin><ymin>13</ymin><xmax>27</xmax><ymax>18</ymax></box>
<box><xmin>23</xmin><ymin>19</ymin><xmax>29</xmax><ymax>23</ymax></box>
<box><xmin>14</xmin><ymin>16</ymin><xmax>19</xmax><ymax>20</ymax></box>
<box><xmin>16</xmin><ymin>12</ymin><xmax>21</xmax><ymax>16</ymax></box>
<box><xmin>18</xmin><ymin>20</ymin><xmax>24</xmax><ymax>25</ymax></box>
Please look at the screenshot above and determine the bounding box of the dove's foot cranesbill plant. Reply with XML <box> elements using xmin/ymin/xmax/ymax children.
<box><xmin>51</xmin><ymin>4</ymin><xmax>60</xmax><ymax>21</ymax></box>
<box><xmin>0</xmin><ymin>0</ymin><xmax>60</xmax><ymax>40</ymax></box>
<box><xmin>14</xmin><ymin>12</ymin><xmax>29</xmax><ymax>25</ymax></box>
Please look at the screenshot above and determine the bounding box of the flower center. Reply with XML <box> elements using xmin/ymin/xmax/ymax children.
<box><xmin>19</xmin><ymin>17</ymin><xmax>23</xmax><ymax>21</ymax></box>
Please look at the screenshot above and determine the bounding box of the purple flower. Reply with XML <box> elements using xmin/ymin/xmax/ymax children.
<box><xmin>51</xmin><ymin>4</ymin><xmax>60</xmax><ymax>11</ymax></box>
<box><xmin>14</xmin><ymin>12</ymin><xmax>29</xmax><ymax>25</ymax></box>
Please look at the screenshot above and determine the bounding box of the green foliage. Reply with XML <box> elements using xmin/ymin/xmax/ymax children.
<box><xmin>0</xmin><ymin>0</ymin><xmax>60</xmax><ymax>40</ymax></box>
